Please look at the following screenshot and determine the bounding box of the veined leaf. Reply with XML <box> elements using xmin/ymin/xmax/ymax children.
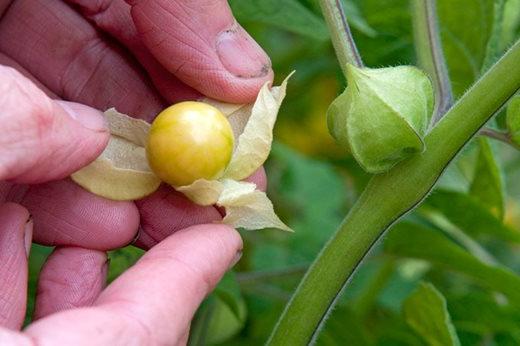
<box><xmin>469</xmin><ymin>138</ymin><xmax>505</xmax><ymax>218</ymax></box>
<box><xmin>403</xmin><ymin>282</ymin><xmax>460</xmax><ymax>346</ymax></box>
<box><xmin>229</xmin><ymin>0</ymin><xmax>329</xmax><ymax>41</ymax></box>
<box><xmin>426</xmin><ymin>190</ymin><xmax>520</xmax><ymax>243</ymax></box>
<box><xmin>385</xmin><ymin>222</ymin><xmax>520</xmax><ymax>307</ymax></box>
<box><xmin>437</xmin><ymin>0</ymin><xmax>494</xmax><ymax>96</ymax></box>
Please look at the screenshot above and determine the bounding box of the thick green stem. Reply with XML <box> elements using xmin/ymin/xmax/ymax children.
<box><xmin>267</xmin><ymin>40</ymin><xmax>520</xmax><ymax>346</ymax></box>
<box><xmin>411</xmin><ymin>0</ymin><xmax>453</xmax><ymax>122</ymax></box>
<box><xmin>319</xmin><ymin>0</ymin><xmax>364</xmax><ymax>74</ymax></box>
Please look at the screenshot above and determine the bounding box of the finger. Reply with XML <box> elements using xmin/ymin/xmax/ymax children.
<box><xmin>0</xmin><ymin>203</ymin><xmax>32</xmax><ymax>329</ymax></box>
<box><xmin>134</xmin><ymin>185</ymin><xmax>222</xmax><ymax>249</ymax></box>
<box><xmin>19</xmin><ymin>180</ymin><xmax>140</xmax><ymax>251</ymax></box>
<box><xmin>66</xmin><ymin>0</ymin><xmax>201</xmax><ymax>103</ymax></box>
<box><xmin>127</xmin><ymin>0</ymin><xmax>273</xmax><ymax>103</ymax></box>
<box><xmin>246</xmin><ymin>167</ymin><xmax>268</xmax><ymax>192</ymax></box>
<box><xmin>33</xmin><ymin>247</ymin><xmax>108</xmax><ymax>320</ymax></box>
<box><xmin>0</xmin><ymin>53</ymin><xmax>56</xmax><ymax>97</ymax></box>
<box><xmin>0</xmin><ymin>327</ymin><xmax>31</xmax><ymax>345</ymax></box>
<box><xmin>0</xmin><ymin>66</ymin><xmax>108</xmax><ymax>183</ymax></box>
<box><xmin>0</xmin><ymin>0</ymin><xmax>164</xmax><ymax>121</ymax></box>
<box><xmin>24</xmin><ymin>224</ymin><xmax>242</xmax><ymax>345</ymax></box>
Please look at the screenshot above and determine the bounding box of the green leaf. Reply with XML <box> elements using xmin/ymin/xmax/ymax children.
<box><xmin>500</xmin><ymin>0</ymin><xmax>520</xmax><ymax>51</ymax></box>
<box><xmin>229</xmin><ymin>0</ymin><xmax>329</xmax><ymax>41</ymax></box>
<box><xmin>214</xmin><ymin>271</ymin><xmax>243</xmax><ymax>320</ymax></box>
<box><xmin>426</xmin><ymin>189</ymin><xmax>520</xmax><ymax>243</ymax></box>
<box><xmin>255</xmin><ymin>143</ymin><xmax>347</xmax><ymax>265</ymax></box>
<box><xmin>385</xmin><ymin>222</ymin><xmax>520</xmax><ymax>307</ymax></box>
<box><xmin>437</xmin><ymin>0</ymin><xmax>495</xmax><ymax>96</ymax></box>
<box><xmin>341</xmin><ymin>1</ymin><xmax>377</xmax><ymax>37</ymax></box>
<box><xmin>316</xmin><ymin>306</ymin><xmax>372</xmax><ymax>346</ymax></box>
<box><xmin>448</xmin><ymin>292</ymin><xmax>520</xmax><ymax>335</ymax></box>
<box><xmin>469</xmin><ymin>138</ymin><xmax>505</xmax><ymax>218</ymax></box>
<box><xmin>107</xmin><ymin>246</ymin><xmax>144</xmax><ymax>282</ymax></box>
<box><xmin>189</xmin><ymin>278</ymin><xmax>247</xmax><ymax>346</ymax></box>
<box><xmin>403</xmin><ymin>282</ymin><xmax>460</xmax><ymax>346</ymax></box>
<box><xmin>481</xmin><ymin>0</ymin><xmax>506</xmax><ymax>72</ymax></box>
<box><xmin>506</xmin><ymin>95</ymin><xmax>520</xmax><ymax>146</ymax></box>
<box><xmin>206</xmin><ymin>295</ymin><xmax>247</xmax><ymax>344</ymax></box>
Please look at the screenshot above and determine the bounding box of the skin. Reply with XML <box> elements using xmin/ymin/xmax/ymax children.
<box><xmin>0</xmin><ymin>0</ymin><xmax>271</xmax><ymax>344</ymax></box>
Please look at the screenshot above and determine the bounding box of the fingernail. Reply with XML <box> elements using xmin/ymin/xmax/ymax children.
<box><xmin>216</xmin><ymin>24</ymin><xmax>271</xmax><ymax>79</ymax></box>
<box><xmin>229</xmin><ymin>250</ymin><xmax>242</xmax><ymax>269</ymax></box>
<box><xmin>56</xmin><ymin>100</ymin><xmax>108</xmax><ymax>132</ymax></box>
<box><xmin>24</xmin><ymin>216</ymin><xmax>33</xmax><ymax>258</ymax></box>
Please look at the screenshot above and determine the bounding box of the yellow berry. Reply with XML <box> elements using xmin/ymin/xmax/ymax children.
<box><xmin>146</xmin><ymin>101</ymin><xmax>234</xmax><ymax>187</ymax></box>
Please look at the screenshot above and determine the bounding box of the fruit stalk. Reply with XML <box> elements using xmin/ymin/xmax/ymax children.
<box><xmin>318</xmin><ymin>0</ymin><xmax>364</xmax><ymax>75</ymax></box>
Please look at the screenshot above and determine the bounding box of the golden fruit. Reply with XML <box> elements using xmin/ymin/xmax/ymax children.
<box><xmin>146</xmin><ymin>101</ymin><xmax>234</xmax><ymax>187</ymax></box>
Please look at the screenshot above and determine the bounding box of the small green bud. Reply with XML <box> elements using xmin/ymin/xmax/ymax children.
<box><xmin>327</xmin><ymin>64</ymin><xmax>434</xmax><ymax>173</ymax></box>
<box><xmin>506</xmin><ymin>95</ymin><xmax>520</xmax><ymax>146</ymax></box>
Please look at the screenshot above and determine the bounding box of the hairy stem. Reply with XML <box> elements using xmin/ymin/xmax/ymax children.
<box><xmin>267</xmin><ymin>40</ymin><xmax>520</xmax><ymax>346</ymax></box>
<box><xmin>411</xmin><ymin>0</ymin><xmax>453</xmax><ymax>122</ymax></box>
<box><xmin>319</xmin><ymin>0</ymin><xmax>364</xmax><ymax>75</ymax></box>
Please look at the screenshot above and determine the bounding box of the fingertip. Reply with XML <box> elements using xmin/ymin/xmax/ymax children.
<box><xmin>55</xmin><ymin>100</ymin><xmax>108</xmax><ymax>133</ymax></box>
<box><xmin>245</xmin><ymin>167</ymin><xmax>268</xmax><ymax>192</ymax></box>
<box><xmin>130</xmin><ymin>0</ymin><xmax>273</xmax><ymax>103</ymax></box>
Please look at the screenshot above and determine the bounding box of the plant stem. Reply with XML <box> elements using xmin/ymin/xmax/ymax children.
<box><xmin>480</xmin><ymin>127</ymin><xmax>520</xmax><ymax>150</ymax></box>
<box><xmin>411</xmin><ymin>0</ymin><xmax>453</xmax><ymax>122</ymax></box>
<box><xmin>267</xmin><ymin>40</ymin><xmax>520</xmax><ymax>346</ymax></box>
<box><xmin>319</xmin><ymin>0</ymin><xmax>364</xmax><ymax>76</ymax></box>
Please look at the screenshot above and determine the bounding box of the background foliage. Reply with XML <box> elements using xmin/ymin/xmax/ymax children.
<box><xmin>26</xmin><ymin>0</ymin><xmax>520</xmax><ymax>344</ymax></box>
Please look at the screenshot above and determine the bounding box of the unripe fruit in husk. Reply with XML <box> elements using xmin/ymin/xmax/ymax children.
<box><xmin>328</xmin><ymin>64</ymin><xmax>434</xmax><ymax>173</ymax></box>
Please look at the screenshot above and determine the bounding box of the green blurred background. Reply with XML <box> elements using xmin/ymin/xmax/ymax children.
<box><xmin>27</xmin><ymin>0</ymin><xmax>520</xmax><ymax>345</ymax></box>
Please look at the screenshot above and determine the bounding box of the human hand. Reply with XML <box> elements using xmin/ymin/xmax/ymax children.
<box><xmin>0</xmin><ymin>0</ymin><xmax>270</xmax><ymax>340</ymax></box>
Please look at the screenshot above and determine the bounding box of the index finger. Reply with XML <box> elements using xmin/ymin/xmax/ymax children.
<box><xmin>23</xmin><ymin>224</ymin><xmax>242</xmax><ymax>345</ymax></box>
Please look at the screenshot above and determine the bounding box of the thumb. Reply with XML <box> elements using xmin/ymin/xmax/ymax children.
<box><xmin>0</xmin><ymin>66</ymin><xmax>109</xmax><ymax>184</ymax></box>
<box><xmin>127</xmin><ymin>0</ymin><xmax>273</xmax><ymax>103</ymax></box>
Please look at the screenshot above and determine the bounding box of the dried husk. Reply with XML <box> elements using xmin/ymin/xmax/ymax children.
<box><xmin>71</xmin><ymin>109</ymin><xmax>161</xmax><ymax>201</ymax></box>
<box><xmin>70</xmin><ymin>75</ymin><xmax>294</xmax><ymax>232</ymax></box>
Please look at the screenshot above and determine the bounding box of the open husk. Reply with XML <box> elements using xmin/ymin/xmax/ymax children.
<box><xmin>71</xmin><ymin>74</ymin><xmax>294</xmax><ymax>232</ymax></box>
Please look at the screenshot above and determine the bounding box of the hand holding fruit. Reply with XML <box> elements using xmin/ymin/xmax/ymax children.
<box><xmin>0</xmin><ymin>0</ymin><xmax>271</xmax><ymax>344</ymax></box>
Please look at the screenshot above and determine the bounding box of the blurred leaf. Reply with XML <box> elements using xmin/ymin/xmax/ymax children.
<box><xmin>261</xmin><ymin>143</ymin><xmax>348</xmax><ymax>264</ymax></box>
<box><xmin>448</xmin><ymin>292</ymin><xmax>520</xmax><ymax>336</ymax></box>
<box><xmin>206</xmin><ymin>295</ymin><xmax>247</xmax><ymax>344</ymax></box>
<box><xmin>500</xmin><ymin>0</ymin><xmax>520</xmax><ymax>50</ymax></box>
<box><xmin>481</xmin><ymin>0</ymin><xmax>506</xmax><ymax>72</ymax></box>
<box><xmin>426</xmin><ymin>190</ymin><xmax>520</xmax><ymax>243</ymax></box>
<box><xmin>190</xmin><ymin>273</ymin><xmax>247</xmax><ymax>345</ymax></box>
<box><xmin>469</xmin><ymin>138</ymin><xmax>505</xmax><ymax>218</ymax></box>
<box><xmin>107</xmin><ymin>246</ymin><xmax>144</xmax><ymax>282</ymax></box>
<box><xmin>25</xmin><ymin>244</ymin><xmax>53</xmax><ymax>325</ymax></box>
<box><xmin>506</xmin><ymin>95</ymin><xmax>520</xmax><ymax>146</ymax></box>
<box><xmin>214</xmin><ymin>271</ymin><xmax>243</xmax><ymax>320</ymax></box>
<box><xmin>229</xmin><ymin>0</ymin><xmax>329</xmax><ymax>41</ymax></box>
<box><xmin>316</xmin><ymin>307</ymin><xmax>372</xmax><ymax>346</ymax></box>
<box><xmin>437</xmin><ymin>0</ymin><xmax>494</xmax><ymax>96</ymax></box>
<box><xmin>403</xmin><ymin>282</ymin><xmax>460</xmax><ymax>346</ymax></box>
<box><xmin>341</xmin><ymin>0</ymin><xmax>377</xmax><ymax>37</ymax></box>
<box><xmin>385</xmin><ymin>222</ymin><xmax>520</xmax><ymax>307</ymax></box>
<box><xmin>353</xmin><ymin>0</ymin><xmax>414</xmax><ymax>67</ymax></box>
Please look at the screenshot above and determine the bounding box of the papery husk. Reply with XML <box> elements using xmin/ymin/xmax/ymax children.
<box><xmin>71</xmin><ymin>109</ymin><xmax>161</xmax><ymax>201</ymax></box>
